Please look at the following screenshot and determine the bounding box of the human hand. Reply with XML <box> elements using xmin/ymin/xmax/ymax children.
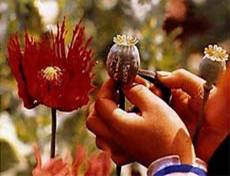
<box><xmin>158</xmin><ymin>68</ymin><xmax>230</xmax><ymax>162</ymax></box>
<box><xmin>86</xmin><ymin>77</ymin><xmax>195</xmax><ymax>166</ymax></box>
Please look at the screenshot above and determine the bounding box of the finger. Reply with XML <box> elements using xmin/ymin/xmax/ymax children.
<box><xmin>171</xmin><ymin>89</ymin><xmax>189</xmax><ymax>111</ymax></box>
<box><xmin>157</xmin><ymin>69</ymin><xmax>205</xmax><ymax>98</ymax></box>
<box><xmin>123</xmin><ymin>84</ymin><xmax>164</xmax><ymax>113</ymax></box>
<box><xmin>133</xmin><ymin>75</ymin><xmax>163</xmax><ymax>97</ymax></box>
<box><xmin>111</xmin><ymin>153</ymin><xmax>132</xmax><ymax>166</ymax></box>
<box><xmin>95</xmin><ymin>98</ymin><xmax>143</xmax><ymax>133</ymax></box>
<box><xmin>97</xmin><ymin>79</ymin><xmax>117</xmax><ymax>100</ymax></box>
<box><xmin>86</xmin><ymin>111</ymin><xmax>113</xmax><ymax>139</ymax></box>
<box><xmin>149</xmin><ymin>84</ymin><xmax>163</xmax><ymax>98</ymax></box>
<box><xmin>133</xmin><ymin>75</ymin><xmax>151</xmax><ymax>88</ymax></box>
<box><xmin>95</xmin><ymin>137</ymin><xmax>111</xmax><ymax>151</ymax></box>
<box><xmin>170</xmin><ymin>90</ymin><xmax>196</xmax><ymax>134</ymax></box>
<box><xmin>170</xmin><ymin>89</ymin><xmax>189</xmax><ymax>120</ymax></box>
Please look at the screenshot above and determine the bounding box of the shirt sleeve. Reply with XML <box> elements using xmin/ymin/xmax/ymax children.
<box><xmin>147</xmin><ymin>155</ymin><xmax>207</xmax><ymax>176</ymax></box>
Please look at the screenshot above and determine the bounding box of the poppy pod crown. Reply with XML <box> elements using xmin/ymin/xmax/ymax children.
<box><xmin>7</xmin><ymin>19</ymin><xmax>94</xmax><ymax>111</ymax></box>
<box><xmin>113</xmin><ymin>34</ymin><xmax>139</xmax><ymax>46</ymax></box>
<box><xmin>199</xmin><ymin>44</ymin><xmax>228</xmax><ymax>84</ymax></box>
<box><xmin>204</xmin><ymin>45</ymin><xmax>228</xmax><ymax>62</ymax></box>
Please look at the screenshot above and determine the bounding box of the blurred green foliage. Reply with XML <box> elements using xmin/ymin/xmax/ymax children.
<box><xmin>0</xmin><ymin>139</ymin><xmax>19</xmax><ymax>172</ymax></box>
<box><xmin>0</xmin><ymin>0</ymin><xmax>229</xmax><ymax>175</ymax></box>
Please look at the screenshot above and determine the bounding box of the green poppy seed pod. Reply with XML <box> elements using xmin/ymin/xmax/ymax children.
<box><xmin>199</xmin><ymin>44</ymin><xmax>228</xmax><ymax>84</ymax></box>
<box><xmin>106</xmin><ymin>35</ymin><xmax>140</xmax><ymax>85</ymax></box>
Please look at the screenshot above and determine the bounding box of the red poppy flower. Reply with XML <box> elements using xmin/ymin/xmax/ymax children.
<box><xmin>163</xmin><ymin>0</ymin><xmax>209</xmax><ymax>40</ymax></box>
<box><xmin>85</xmin><ymin>152</ymin><xmax>111</xmax><ymax>176</ymax></box>
<box><xmin>32</xmin><ymin>145</ymin><xmax>111</xmax><ymax>176</ymax></box>
<box><xmin>32</xmin><ymin>145</ymin><xmax>85</xmax><ymax>176</ymax></box>
<box><xmin>7</xmin><ymin>20</ymin><xmax>94</xmax><ymax>111</ymax></box>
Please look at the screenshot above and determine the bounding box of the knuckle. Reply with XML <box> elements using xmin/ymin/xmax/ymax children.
<box><xmin>132</xmin><ymin>84</ymin><xmax>146</xmax><ymax>93</ymax></box>
<box><xmin>174</xmin><ymin>68</ymin><xmax>186</xmax><ymax>76</ymax></box>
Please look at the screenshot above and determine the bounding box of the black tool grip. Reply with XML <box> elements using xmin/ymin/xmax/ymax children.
<box><xmin>137</xmin><ymin>69</ymin><xmax>171</xmax><ymax>104</ymax></box>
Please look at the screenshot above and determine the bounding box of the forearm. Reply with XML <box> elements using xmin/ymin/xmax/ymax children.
<box><xmin>171</xmin><ymin>128</ymin><xmax>196</xmax><ymax>165</ymax></box>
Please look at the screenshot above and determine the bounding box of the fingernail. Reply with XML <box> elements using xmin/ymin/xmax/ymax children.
<box><xmin>113</xmin><ymin>108</ymin><xmax>127</xmax><ymax>116</ymax></box>
<box><xmin>156</xmin><ymin>71</ymin><xmax>171</xmax><ymax>78</ymax></box>
<box><xmin>143</xmin><ymin>81</ymin><xmax>151</xmax><ymax>88</ymax></box>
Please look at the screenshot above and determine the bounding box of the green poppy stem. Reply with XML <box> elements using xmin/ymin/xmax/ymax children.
<box><xmin>193</xmin><ymin>82</ymin><xmax>213</xmax><ymax>145</ymax></box>
<box><xmin>50</xmin><ymin>108</ymin><xmax>57</xmax><ymax>158</ymax></box>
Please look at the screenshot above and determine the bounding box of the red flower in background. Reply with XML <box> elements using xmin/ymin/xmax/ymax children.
<box><xmin>163</xmin><ymin>0</ymin><xmax>209</xmax><ymax>40</ymax></box>
<box><xmin>84</xmin><ymin>152</ymin><xmax>111</xmax><ymax>176</ymax></box>
<box><xmin>32</xmin><ymin>145</ymin><xmax>111</xmax><ymax>176</ymax></box>
<box><xmin>7</xmin><ymin>20</ymin><xmax>94</xmax><ymax>111</ymax></box>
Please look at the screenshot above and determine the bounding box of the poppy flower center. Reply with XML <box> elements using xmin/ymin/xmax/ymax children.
<box><xmin>42</xmin><ymin>66</ymin><xmax>62</xmax><ymax>81</ymax></box>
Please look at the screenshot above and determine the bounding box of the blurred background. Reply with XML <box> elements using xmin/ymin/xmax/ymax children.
<box><xmin>0</xmin><ymin>0</ymin><xmax>229</xmax><ymax>175</ymax></box>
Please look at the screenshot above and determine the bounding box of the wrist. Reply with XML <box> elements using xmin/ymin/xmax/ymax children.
<box><xmin>171</xmin><ymin>128</ymin><xmax>196</xmax><ymax>164</ymax></box>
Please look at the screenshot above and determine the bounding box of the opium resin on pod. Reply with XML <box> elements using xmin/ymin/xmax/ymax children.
<box><xmin>106</xmin><ymin>35</ymin><xmax>140</xmax><ymax>85</ymax></box>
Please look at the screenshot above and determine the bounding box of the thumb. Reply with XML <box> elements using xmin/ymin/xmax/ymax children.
<box><xmin>123</xmin><ymin>84</ymin><xmax>164</xmax><ymax>113</ymax></box>
<box><xmin>157</xmin><ymin>69</ymin><xmax>205</xmax><ymax>98</ymax></box>
<box><xmin>95</xmin><ymin>98</ymin><xmax>143</xmax><ymax>134</ymax></box>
